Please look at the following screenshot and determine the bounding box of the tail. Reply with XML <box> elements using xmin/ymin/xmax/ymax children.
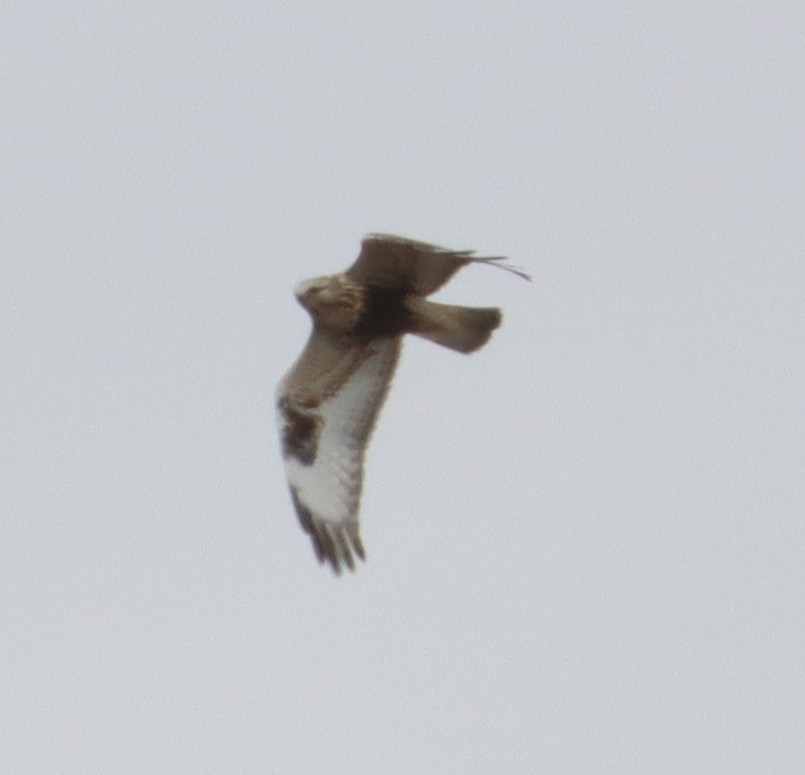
<box><xmin>406</xmin><ymin>296</ymin><xmax>502</xmax><ymax>354</ymax></box>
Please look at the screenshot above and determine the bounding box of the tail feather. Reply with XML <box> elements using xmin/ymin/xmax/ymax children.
<box><xmin>406</xmin><ymin>297</ymin><xmax>502</xmax><ymax>354</ymax></box>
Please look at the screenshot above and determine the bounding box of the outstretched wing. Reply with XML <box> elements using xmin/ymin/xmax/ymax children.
<box><xmin>348</xmin><ymin>233</ymin><xmax>530</xmax><ymax>296</ymax></box>
<box><xmin>277</xmin><ymin>331</ymin><xmax>401</xmax><ymax>573</ymax></box>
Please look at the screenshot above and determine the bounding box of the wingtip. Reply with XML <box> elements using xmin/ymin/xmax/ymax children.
<box><xmin>478</xmin><ymin>256</ymin><xmax>532</xmax><ymax>282</ymax></box>
<box><xmin>290</xmin><ymin>488</ymin><xmax>365</xmax><ymax>575</ymax></box>
<box><xmin>310</xmin><ymin>520</ymin><xmax>366</xmax><ymax>576</ymax></box>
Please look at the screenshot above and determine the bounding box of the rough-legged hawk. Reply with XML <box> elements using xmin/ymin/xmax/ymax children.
<box><xmin>277</xmin><ymin>234</ymin><xmax>529</xmax><ymax>573</ymax></box>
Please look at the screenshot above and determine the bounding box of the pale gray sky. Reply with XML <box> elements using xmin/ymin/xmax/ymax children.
<box><xmin>3</xmin><ymin>2</ymin><xmax>804</xmax><ymax>773</ymax></box>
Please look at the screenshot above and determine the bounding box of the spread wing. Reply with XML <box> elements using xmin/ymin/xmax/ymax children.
<box><xmin>277</xmin><ymin>330</ymin><xmax>401</xmax><ymax>573</ymax></box>
<box><xmin>347</xmin><ymin>233</ymin><xmax>530</xmax><ymax>296</ymax></box>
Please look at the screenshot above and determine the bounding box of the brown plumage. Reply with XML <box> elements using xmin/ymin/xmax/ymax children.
<box><xmin>276</xmin><ymin>233</ymin><xmax>529</xmax><ymax>573</ymax></box>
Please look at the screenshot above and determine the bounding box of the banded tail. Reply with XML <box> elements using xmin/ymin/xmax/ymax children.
<box><xmin>406</xmin><ymin>296</ymin><xmax>502</xmax><ymax>354</ymax></box>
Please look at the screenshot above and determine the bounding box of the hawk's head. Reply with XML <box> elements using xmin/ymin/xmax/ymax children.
<box><xmin>294</xmin><ymin>273</ymin><xmax>363</xmax><ymax>331</ymax></box>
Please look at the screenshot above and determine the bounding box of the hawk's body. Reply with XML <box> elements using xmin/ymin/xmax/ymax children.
<box><xmin>277</xmin><ymin>234</ymin><xmax>529</xmax><ymax>573</ymax></box>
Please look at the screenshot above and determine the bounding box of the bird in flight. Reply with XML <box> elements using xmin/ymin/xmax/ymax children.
<box><xmin>276</xmin><ymin>234</ymin><xmax>529</xmax><ymax>574</ymax></box>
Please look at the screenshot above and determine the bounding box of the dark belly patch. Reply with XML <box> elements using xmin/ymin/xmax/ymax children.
<box><xmin>352</xmin><ymin>286</ymin><xmax>410</xmax><ymax>339</ymax></box>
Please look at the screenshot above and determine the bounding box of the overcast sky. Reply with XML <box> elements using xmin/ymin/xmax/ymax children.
<box><xmin>3</xmin><ymin>2</ymin><xmax>804</xmax><ymax>773</ymax></box>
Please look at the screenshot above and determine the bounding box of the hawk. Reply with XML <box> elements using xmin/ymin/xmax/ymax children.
<box><xmin>276</xmin><ymin>234</ymin><xmax>529</xmax><ymax>573</ymax></box>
